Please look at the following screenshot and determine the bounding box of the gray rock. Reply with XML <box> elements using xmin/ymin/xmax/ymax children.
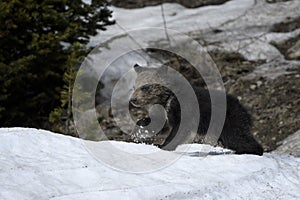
<box><xmin>287</xmin><ymin>40</ymin><xmax>300</xmax><ymax>60</ymax></box>
<box><xmin>274</xmin><ymin>129</ymin><xmax>300</xmax><ymax>157</ymax></box>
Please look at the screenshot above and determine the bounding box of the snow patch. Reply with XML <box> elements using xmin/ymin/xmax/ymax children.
<box><xmin>1</xmin><ymin>128</ymin><xmax>300</xmax><ymax>199</ymax></box>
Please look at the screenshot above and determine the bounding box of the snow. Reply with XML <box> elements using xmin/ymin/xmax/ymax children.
<box><xmin>1</xmin><ymin>128</ymin><xmax>300</xmax><ymax>200</ymax></box>
<box><xmin>90</xmin><ymin>0</ymin><xmax>255</xmax><ymax>46</ymax></box>
<box><xmin>85</xmin><ymin>0</ymin><xmax>300</xmax><ymax>101</ymax></box>
<box><xmin>86</xmin><ymin>0</ymin><xmax>258</xmax><ymax>100</ymax></box>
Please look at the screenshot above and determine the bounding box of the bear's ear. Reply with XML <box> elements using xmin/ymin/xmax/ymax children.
<box><xmin>133</xmin><ymin>64</ymin><xmax>144</xmax><ymax>73</ymax></box>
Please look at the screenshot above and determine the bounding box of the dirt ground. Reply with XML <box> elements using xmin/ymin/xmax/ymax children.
<box><xmin>110</xmin><ymin>0</ymin><xmax>229</xmax><ymax>9</ymax></box>
<box><xmin>209</xmin><ymin>50</ymin><xmax>300</xmax><ymax>152</ymax></box>
<box><xmin>94</xmin><ymin>0</ymin><xmax>300</xmax><ymax>152</ymax></box>
<box><xmin>96</xmin><ymin>48</ymin><xmax>299</xmax><ymax>152</ymax></box>
<box><xmin>147</xmin><ymin>48</ymin><xmax>300</xmax><ymax>152</ymax></box>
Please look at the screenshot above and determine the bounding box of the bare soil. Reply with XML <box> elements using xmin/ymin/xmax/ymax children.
<box><xmin>110</xmin><ymin>0</ymin><xmax>229</xmax><ymax>9</ymax></box>
<box><xmin>209</xmin><ymin>50</ymin><xmax>300</xmax><ymax>152</ymax></box>
<box><xmin>94</xmin><ymin>0</ymin><xmax>300</xmax><ymax>152</ymax></box>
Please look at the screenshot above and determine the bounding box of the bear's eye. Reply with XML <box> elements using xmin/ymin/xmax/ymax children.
<box><xmin>141</xmin><ymin>85</ymin><xmax>150</xmax><ymax>91</ymax></box>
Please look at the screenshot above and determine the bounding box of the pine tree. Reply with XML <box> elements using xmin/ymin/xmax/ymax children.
<box><xmin>49</xmin><ymin>42</ymin><xmax>85</xmax><ymax>135</ymax></box>
<box><xmin>0</xmin><ymin>0</ymin><xmax>114</xmax><ymax>128</ymax></box>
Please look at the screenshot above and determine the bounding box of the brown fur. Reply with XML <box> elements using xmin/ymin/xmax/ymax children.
<box><xmin>130</xmin><ymin>64</ymin><xmax>263</xmax><ymax>155</ymax></box>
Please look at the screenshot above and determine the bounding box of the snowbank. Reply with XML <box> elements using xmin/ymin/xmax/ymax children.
<box><xmin>0</xmin><ymin>128</ymin><xmax>299</xmax><ymax>200</ymax></box>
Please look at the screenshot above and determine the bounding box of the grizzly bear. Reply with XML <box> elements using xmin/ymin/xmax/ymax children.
<box><xmin>130</xmin><ymin>64</ymin><xmax>263</xmax><ymax>155</ymax></box>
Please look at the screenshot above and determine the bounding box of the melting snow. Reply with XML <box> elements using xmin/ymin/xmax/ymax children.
<box><xmin>0</xmin><ymin>128</ymin><xmax>299</xmax><ymax>199</ymax></box>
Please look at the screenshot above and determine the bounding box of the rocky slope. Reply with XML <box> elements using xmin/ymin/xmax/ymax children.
<box><xmin>85</xmin><ymin>0</ymin><xmax>300</xmax><ymax>152</ymax></box>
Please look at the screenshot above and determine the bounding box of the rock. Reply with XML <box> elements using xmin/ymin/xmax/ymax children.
<box><xmin>287</xmin><ymin>40</ymin><xmax>300</xmax><ymax>60</ymax></box>
<box><xmin>274</xmin><ymin>129</ymin><xmax>300</xmax><ymax>157</ymax></box>
<box><xmin>256</xmin><ymin>80</ymin><xmax>263</xmax><ymax>87</ymax></box>
<box><xmin>250</xmin><ymin>84</ymin><xmax>257</xmax><ymax>90</ymax></box>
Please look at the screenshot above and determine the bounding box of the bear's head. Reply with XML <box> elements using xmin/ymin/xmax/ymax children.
<box><xmin>129</xmin><ymin>64</ymin><xmax>173</xmax><ymax>144</ymax></box>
